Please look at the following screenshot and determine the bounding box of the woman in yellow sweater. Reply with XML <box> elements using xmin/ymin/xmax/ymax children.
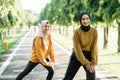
<box><xmin>16</xmin><ymin>20</ymin><xmax>55</xmax><ymax>80</ymax></box>
<box><xmin>63</xmin><ymin>12</ymin><xmax>98</xmax><ymax>80</ymax></box>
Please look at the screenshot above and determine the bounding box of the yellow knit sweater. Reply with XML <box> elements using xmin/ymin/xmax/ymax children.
<box><xmin>30</xmin><ymin>35</ymin><xmax>55</xmax><ymax>66</ymax></box>
<box><xmin>73</xmin><ymin>27</ymin><xmax>98</xmax><ymax>65</ymax></box>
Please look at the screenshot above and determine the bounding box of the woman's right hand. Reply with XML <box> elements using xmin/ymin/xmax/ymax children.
<box><xmin>85</xmin><ymin>64</ymin><xmax>95</xmax><ymax>73</ymax></box>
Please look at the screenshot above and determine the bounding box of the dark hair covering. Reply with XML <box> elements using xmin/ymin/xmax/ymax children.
<box><xmin>79</xmin><ymin>12</ymin><xmax>91</xmax><ymax>32</ymax></box>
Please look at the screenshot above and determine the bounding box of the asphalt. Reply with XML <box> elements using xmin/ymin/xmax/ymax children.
<box><xmin>0</xmin><ymin>27</ymin><xmax>119</xmax><ymax>80</ymax></box>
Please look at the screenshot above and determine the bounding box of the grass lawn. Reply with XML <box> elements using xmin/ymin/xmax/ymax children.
<box><xmin>52</xmin><ymin>27</ymin><xmax>120</xmax><ymax>78</ymax></box>
<box><xmin>0</xmin><ymin>29</ymin><xmax>27</xmax><ymax>57</ymax></box>
<box><xmin>98</xmin><ymin>52</ymin><xmax>120</xmax><ymax>78</ymax></box>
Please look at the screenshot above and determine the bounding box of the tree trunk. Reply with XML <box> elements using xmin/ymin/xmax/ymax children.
<box><xmin>103</xmin><ymin>27</ymin><xmax>109</xmax><ymax>49</ymax></box>
<box><xmin>117</xmin><ymin>20</ymin><xmax>120</xmax><ymax>52</ymax></box>
<box><xmin>58</xmin><ymin>27</ymin><xmax>61</xmax><ymax>35</ymax></box>
<box><xmin>7</xmin><ymin>28</ymin><xmax>10</xmax><ymax>35</ymax></box>
<box><xmin>73</xmin><ymin>25</ymin><xmax>75</xmax><ymax>33</ymax></box>
<box><xmin>65</xmin><ymin>27</ymin><xmax>69</xmax><ymax>37</ymax></box>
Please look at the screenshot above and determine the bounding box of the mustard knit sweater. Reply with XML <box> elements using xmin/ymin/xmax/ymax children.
<box><xmin>30</xmin><ymin>35</ymin><xmax>55</xmax><ymax>66</ymax></box>
<box><xmin>73</xmin><ymin>27</ymin><xmax>98</xmax><ymax>65</ymax></box>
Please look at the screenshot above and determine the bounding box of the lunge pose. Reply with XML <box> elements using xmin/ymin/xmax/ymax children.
<box><xmin>16</xmin><ymin>20</ymin><xmax>55</xmax><ymax>80</ymax></box>
<box><xmin>63</xmin><ymin>12</ymin><xmax>98</xmax><ymax>80</ymax></box>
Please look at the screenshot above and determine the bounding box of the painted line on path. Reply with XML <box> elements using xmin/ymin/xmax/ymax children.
<box><xmin>53</xmin><ymin>40</ymin><xmax>71</xmax><ymax>56</ymax></box>
<box><xmin>0</xmin><ymin>29</ymin><xmax>30</xmax><ymax>75</ymax></box>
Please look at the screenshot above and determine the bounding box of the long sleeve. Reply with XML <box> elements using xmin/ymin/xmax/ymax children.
<box><xmin>30</xmin><ymin>35</ymin><xmax>55</xmax><ymax>66</ymax></box>
<box><xmin>91</xmin><ymin>29</ymin><xmax>98</xmax><ymax>65</ymax></box>
<box><xmin>48</xmin><ymin>35</ymin><xmax>55</xmax><ymax>63</ymax></box>
<box><xmin>30</xmin><ymin>37</ymin><xmax>49</xmax><ymax>66</ymax></box>
<box><xmin>73</xmin><ymin>30</ymin><xmax>91</xmax><ymax>65</ymax></box>
<box><xmin>35</xmin><ymin>37</ymin><xmax>49</xmax><ymax>66</ymax></box>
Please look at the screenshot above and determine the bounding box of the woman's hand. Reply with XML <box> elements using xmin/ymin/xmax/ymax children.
<box><xmin>85</xmin><ymin>64</ymin><xmax>95</xmax><ymax>73</ymax></box>
<box><xmin>48</xmin><ymin>62</ymin><xmax>54</xmax><ymax>67</ymax></box>
<box><xmin>90</xmin><ymin>64</ymin><xmax>95</xmax><ymax>73</ymax></box>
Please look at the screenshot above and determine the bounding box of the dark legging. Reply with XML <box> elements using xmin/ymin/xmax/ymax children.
<box><xmin>16</xmin><ymin>58</ymin><xmax>54</xmax><ymax>80</ymax></box>
<box><xmin>63</xmin><ymin>51</ymin><xmax>95</xmax><ymax>80</ymax></box>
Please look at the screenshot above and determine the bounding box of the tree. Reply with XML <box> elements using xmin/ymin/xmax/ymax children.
<box><xmin>0</xmin><ymin>0</ymin><xmax>27</xmax><ymax>35</ymax></box>
<box><xmin>110</xmin><ymin>0</ymin><xmax>120</xmax><ymax>52</ymax></box>
<box><xmin>87</xmin><ymin>0</ymin><xmax>113</xmax><ymax>49</ymax></box>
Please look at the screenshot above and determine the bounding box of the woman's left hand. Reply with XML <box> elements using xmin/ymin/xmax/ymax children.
<box><xmin>49</xmin><ymin>62</ymin><xmax>54</xmax><ymax>66</ymax></box>
<box><xmin>89</xmin><ymin>64</ymin><xmax>95</xmax><ymax>73</ymax></box>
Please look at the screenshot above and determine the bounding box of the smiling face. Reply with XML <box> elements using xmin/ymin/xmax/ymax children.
<box><xmin>81</xmin><ymin>14</ymin><xmax>90</xmax><ymax>27</ymax></box>
<box><xmin>43</xmin><ymin>23</ymin><xmax>50</xmax><ymax>35</ymax></box>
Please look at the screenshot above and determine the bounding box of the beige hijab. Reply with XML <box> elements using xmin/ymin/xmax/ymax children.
<box><xmin>35</xmin><ymin>20</ymin><xmax>50</xmax><ymax>50</ymax></box>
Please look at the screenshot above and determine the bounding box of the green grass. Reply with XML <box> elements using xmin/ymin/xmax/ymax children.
<box><xmin>98</xmin><ymin>52</ymin><xmax>120</xmax><ymax>77</ymax></box>
<box><xmin>52</xmin><ymin>28</ymin><xmax>120</xmax><ymax>78</ymax></box>
<box><xmin>52</xmin><ymin>31</ymin><xmax>73</xmax><ymax>50</ymax></box>
<box><xmin>6</xmin><ymin>33</ymin><xmax>25</xmax><ymax>49</ymax></box>
<box><xmin>0</xmin><ymin>30</ymin><xmax>27</xmax><ymax>57</ymax></box>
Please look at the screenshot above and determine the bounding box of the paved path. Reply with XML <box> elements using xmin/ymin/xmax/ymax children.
<box><xmin>0</xmin><ymin>28</ymin><xmax>119</xmax><ymax>80</ymax></box>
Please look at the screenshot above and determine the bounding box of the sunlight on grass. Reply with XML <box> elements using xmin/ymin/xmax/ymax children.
<box><xmin>99</xmin><ymin>54</ymin><xmax>120</xmax><ymax>64</ymax></box>
<box><xmin>98</xmin><ymin>53</ymin><xmax>120</xmax><ymax>78</ymax></box>
<box><xmin>52</xmin><ymin>31</ymin><xmax>73</xmax><ymax>50</ymax></box>
<box><xmin>0</xmin><ymin>30</ymin><xmax>27</xmax><ymax>57</ymax></box>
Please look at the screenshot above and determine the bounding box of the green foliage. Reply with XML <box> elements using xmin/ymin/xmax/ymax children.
<box><xmin>108</xmin><ymin>1</ymin><xmax>119</xmax><ymax>19</ymax></box>
<box><xmin>0</xmin><ymin>16</ymin><xmax>9</xmax><ymax>29</ymax></box>
<box><xmin>7</xmin><ymin>11</ymin><xmax>15</xmax><ymax>26</ymax></box>
<box><xmin>87</xmin><ymin>0</ymin><xmax>100</xmax><ymax>24</ymax></box>
<box><xmin>38</xmin><ymin>0</ymin><xmax>120</xmax><ymax>27</ymax></box>
<box><xmin>0</xmin><ymin>18</ymin><xmax>5</xmax><ymax>28</ymax></box>
<box><xmin>0</xmin><ymin>0</ymin><xmax>26</xmax><ymax>30</ymax></box>
<box><xmin>87</xmin><ymin>0</ymin><xmax>100</xmax><ymax>12</ymax></box>
<box><xmin>113</xmin><ymin>7</ymin><xmax>120</xmax><ymax>20</ymax></box>
<box><xmin>72</xmin><ymin>0</ymin><xmax>86</xmax><ymax>23</ymax></box>
<box><xmin>101</xmin><ymin>0</ymin><xmax>110</xmax><ymax>9</ymax></box>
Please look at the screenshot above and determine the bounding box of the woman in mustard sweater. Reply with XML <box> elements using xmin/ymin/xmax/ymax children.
<box><xmin>16</xmin><ymin>20</ymin><xmax>55</xmax><ymax>80</ymax></box>
<box><xmin>63</xmin><ymin>12</ymin><xmax>98</xmax><ymax>80</ymax></box>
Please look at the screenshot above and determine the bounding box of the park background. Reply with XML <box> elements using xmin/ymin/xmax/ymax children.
<box><xmin>0</xmin><ymin>0</ymin><xmax>120</xmax><ymax>78</ymax></box>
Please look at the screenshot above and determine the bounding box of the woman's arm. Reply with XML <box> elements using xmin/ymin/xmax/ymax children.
<box><xmin>48</xmin><ymin>35</ymin><xmax>55</xmax><ymax>64</ymax></box>
<box><xmin>91</xmin><ymin>29</ymin><xmax>98</xmax><ymax>65</ymax></box>
<box><xmin>73</xmin><ymin>30</ymin><xmax>90</xmax><ymax>65</ymax></box>
<box><xmin>35</xmin><ymin>37</ymin><xmax>49</xmax><ymax>66</ymax></box>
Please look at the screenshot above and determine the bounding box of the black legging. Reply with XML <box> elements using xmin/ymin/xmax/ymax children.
<box><xmin>63</xmin><ymin>51</ymin><xmax>95</xmax><ymax>80</ymax></box>
<box><xmin>16</xmin><ymin>58</ymin><xmax>54</xmax><ymax>80</ymax></box>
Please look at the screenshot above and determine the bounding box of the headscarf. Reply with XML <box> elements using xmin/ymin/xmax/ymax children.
<box><xmin>35</xmin><ymin>20</ymin><xmax>50</xmax><ymax>50</ymax></box>
<box><xmin>79</xmin><ymin>12</ymin><xmax>91</xmax><ymax>32</ymax></box>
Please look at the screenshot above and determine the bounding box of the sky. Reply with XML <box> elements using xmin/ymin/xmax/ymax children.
<box><xmin>20</xmin><ymin>0</ymin><xmax>51</xmax><ymax>13</ymax></box>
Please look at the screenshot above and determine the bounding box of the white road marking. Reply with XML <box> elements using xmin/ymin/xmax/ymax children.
<box><xmin>53</xmin><ymin>40</ymin><xmax>71</xmax><ymax>56</ymax></box>
<box><xmin>0</xmin><ymin>29</ymin><xmax>30</xmax><ymax>75</ymax></box>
